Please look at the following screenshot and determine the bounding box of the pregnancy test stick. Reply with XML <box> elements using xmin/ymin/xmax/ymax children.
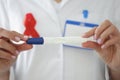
<box><xmin>11</xmin><ymin>37</ymin><xmax>95</xmax><ymax>45</ymax></box>
<box><xmin>26</xmin><ymin>37</ymin><xmax>95</xmax><ymax>45</ymax></box>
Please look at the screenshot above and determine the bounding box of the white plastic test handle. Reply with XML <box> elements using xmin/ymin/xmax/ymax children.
<box><xmin>11</xmin><ymin>37</ymin><xmax>96</xmax><ymax>45</ymax></box>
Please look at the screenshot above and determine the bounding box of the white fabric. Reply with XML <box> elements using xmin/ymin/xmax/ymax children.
<box><xmin>10</xmin><ymin>67</ymin><xmax>15</xmax><ymax>80</ymax></box>
<box><xmin>51</xmin><ymin>0</ymin><xmax>61</xmax><ymax>12</ymax></box>
<box><xmin>0</xmin><ymin>0</ymin><xmax>120</xmax><ymax>80</ymax></box>
<box><xmin>105</xmin><ymin>65</ymin><xmax>110</xmax><ymax>80</ymax></box>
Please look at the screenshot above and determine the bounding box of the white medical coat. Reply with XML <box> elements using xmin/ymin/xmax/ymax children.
<box><xmin>0</xmin><ymin>0</ymin><xmax>120</xmax><ymax>80</ymax></box>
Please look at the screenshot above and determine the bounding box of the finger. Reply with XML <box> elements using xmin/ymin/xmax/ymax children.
<box><xmin>0</xmin><ymin>50</ymin><xmax>16</xmax><ymax>60</ymax></box>
<box><xmin>0</xmin><ymin>35</ymin><xmax>2</xmax><ymax>38</ymax></box>
<box><xmin>0</xmin><ymin>37</ymin><xmax>10</xmax><ymax>42</ymax></box>
<box><xmin>97</xmin><ymin>25</ymin><xmax>117</xmax><ymax>44</ymax></box>
<box><xmin>95</xmin><ymin>20</ymin><xmax>112</xmax><ymax>39</ymax></box>
<box><xmin>0</xmin><ymin>28</ymin><xmax>28</xmax><ymax>42</ymax></box>
<box><xmin>82</xmin><ymin>27</ymin><xmax>97</xmax><ymax>38</ymax></box>
<box><xmin>0</xmin><ymin>39</ymin><xmax>18</xmax><ymax>56</ymax></box>
<box><xmin>11</xmin><ymin>31</ymin><xmax>29</xmax><ymax>41</ymax></box>
<box><xmin>82</xmin><ymin>41</ymin><xmax>101</xmax><ymax>51</ymax></box>
<box><xmin>82</xmin><ymin>41</ymin><xmax>112</xmax><ymax>63</ymax></box>
<box><xmin>15</xmin><ymin>43</ymin><xmax>33</xmax><ymax>52</ymax></box>
<box><xmin>101</xmin><ymin>36</ymin><xmax>119</xmax><ymax>49</ymax></box>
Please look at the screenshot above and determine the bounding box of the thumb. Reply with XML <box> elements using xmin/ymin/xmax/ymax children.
<box><xmin>15</xmin><ymin>43</ymin><xmax>33</xmax><ymax>52</ymax></box>
<box><xmin>82</xmin><ymin>41</ymin><xmax>101</xmax><ymax>52</ymax></box>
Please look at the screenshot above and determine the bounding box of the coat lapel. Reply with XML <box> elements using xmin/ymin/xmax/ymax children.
<box><xmin>35</xmin><ymin>0</ymin><xmax>59</xmax><ymax>23</ymax></box>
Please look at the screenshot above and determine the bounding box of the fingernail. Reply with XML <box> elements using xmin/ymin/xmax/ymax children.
<box><xmin>82</xmin><ymin>33</ymin><xmax>86</xmax><ymax>37</ymax></box>
<box><xmin>94</xmin><ymin>35</ymin><xmax>97</xmax><ymax>40</ymax></box>
<box><xmin>97</xmin><ymin>39</ymin><xmax>102</xmax><ymax>44</ymax></box>
<box><xmin>93</xmin><ymin>35</ymin><xmax>96</xmax><ymax>40</ymax></box>
<box><xmin>16</xmin><ymin>50</ymin><xmax>19</xmax><ymax>55</ymax></box>
<box><xmin>15</xmin><ymin>36</ymin><xmax>20</xmax><ymax>41</ymax></box>
<box><xmin>101</xmin><ymin>45</ymin><xmax>106</xmax><ymax>49</ymax></box>
<box><xmin>29</xmin><ymin>36</ymin><xmax>32</xmax><ymax>38</ymax></box>
<box><xmin>12</xmin><ymin>56</ymin><xmax>16</xmax><ymax>59</ymax></box>
<box><xmin>24</xmin><ymin>35</ymin><xmax>29</xmax><ymax>40</ymax></box>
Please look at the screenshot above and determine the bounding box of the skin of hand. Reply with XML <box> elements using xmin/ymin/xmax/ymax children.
<box><xmin>0</xmin><ymin>28</ymin><xmax>33</xmax><ymax>78</ymax></box>
<box><xmin>82</xmin><ymin>20</ymin><xmax>120</xmax><ymax>79</ymax></box>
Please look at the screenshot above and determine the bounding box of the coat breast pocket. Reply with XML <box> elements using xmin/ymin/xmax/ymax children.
<box><xmin>63</xmin><ymin>11</ymin><xmax>108</xmax><ymax>48</ymax></box>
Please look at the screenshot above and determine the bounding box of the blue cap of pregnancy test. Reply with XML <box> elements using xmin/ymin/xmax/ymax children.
<box><xmin>83</xmin><ymin>10</ymin><xmax>89</xmax><ymax>19</ymax></box>
<box><xmin>26</xmin><ymin>37</ymin><xmax>44</xmax><ymax>45</ymax></box>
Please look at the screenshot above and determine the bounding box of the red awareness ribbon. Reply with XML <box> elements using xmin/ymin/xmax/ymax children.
<box><xmin>24</xmin><ymin>13</ymin><xmax>40</xmax><ymax>38</ymax></box>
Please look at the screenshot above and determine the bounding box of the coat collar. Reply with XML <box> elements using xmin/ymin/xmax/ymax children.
<box><xmin>35</xmin><ymin>0</ymin><xmax>70</xmax><ymax>23</ymax></box>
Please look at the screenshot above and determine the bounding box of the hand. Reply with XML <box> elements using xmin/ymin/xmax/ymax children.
<box><xmin>0</xmin><ymin>28</ymin><xmax>33</xmax><ymax>78</ymax></box>
<box><xmin>82</xmin><ymin>20</ymin><xmax>120</xmax><ymax>73</ymax></box>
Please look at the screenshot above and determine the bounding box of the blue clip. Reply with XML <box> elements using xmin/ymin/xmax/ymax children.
<box><xmin>83</xmin><ymin>10</ymin><xmax>89</xmax><ymax>19</ymax></box>
<box><xmin>26</xmin><ymin>37</ymin><xmax>44</xmax><ymax>45</ymax></box>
